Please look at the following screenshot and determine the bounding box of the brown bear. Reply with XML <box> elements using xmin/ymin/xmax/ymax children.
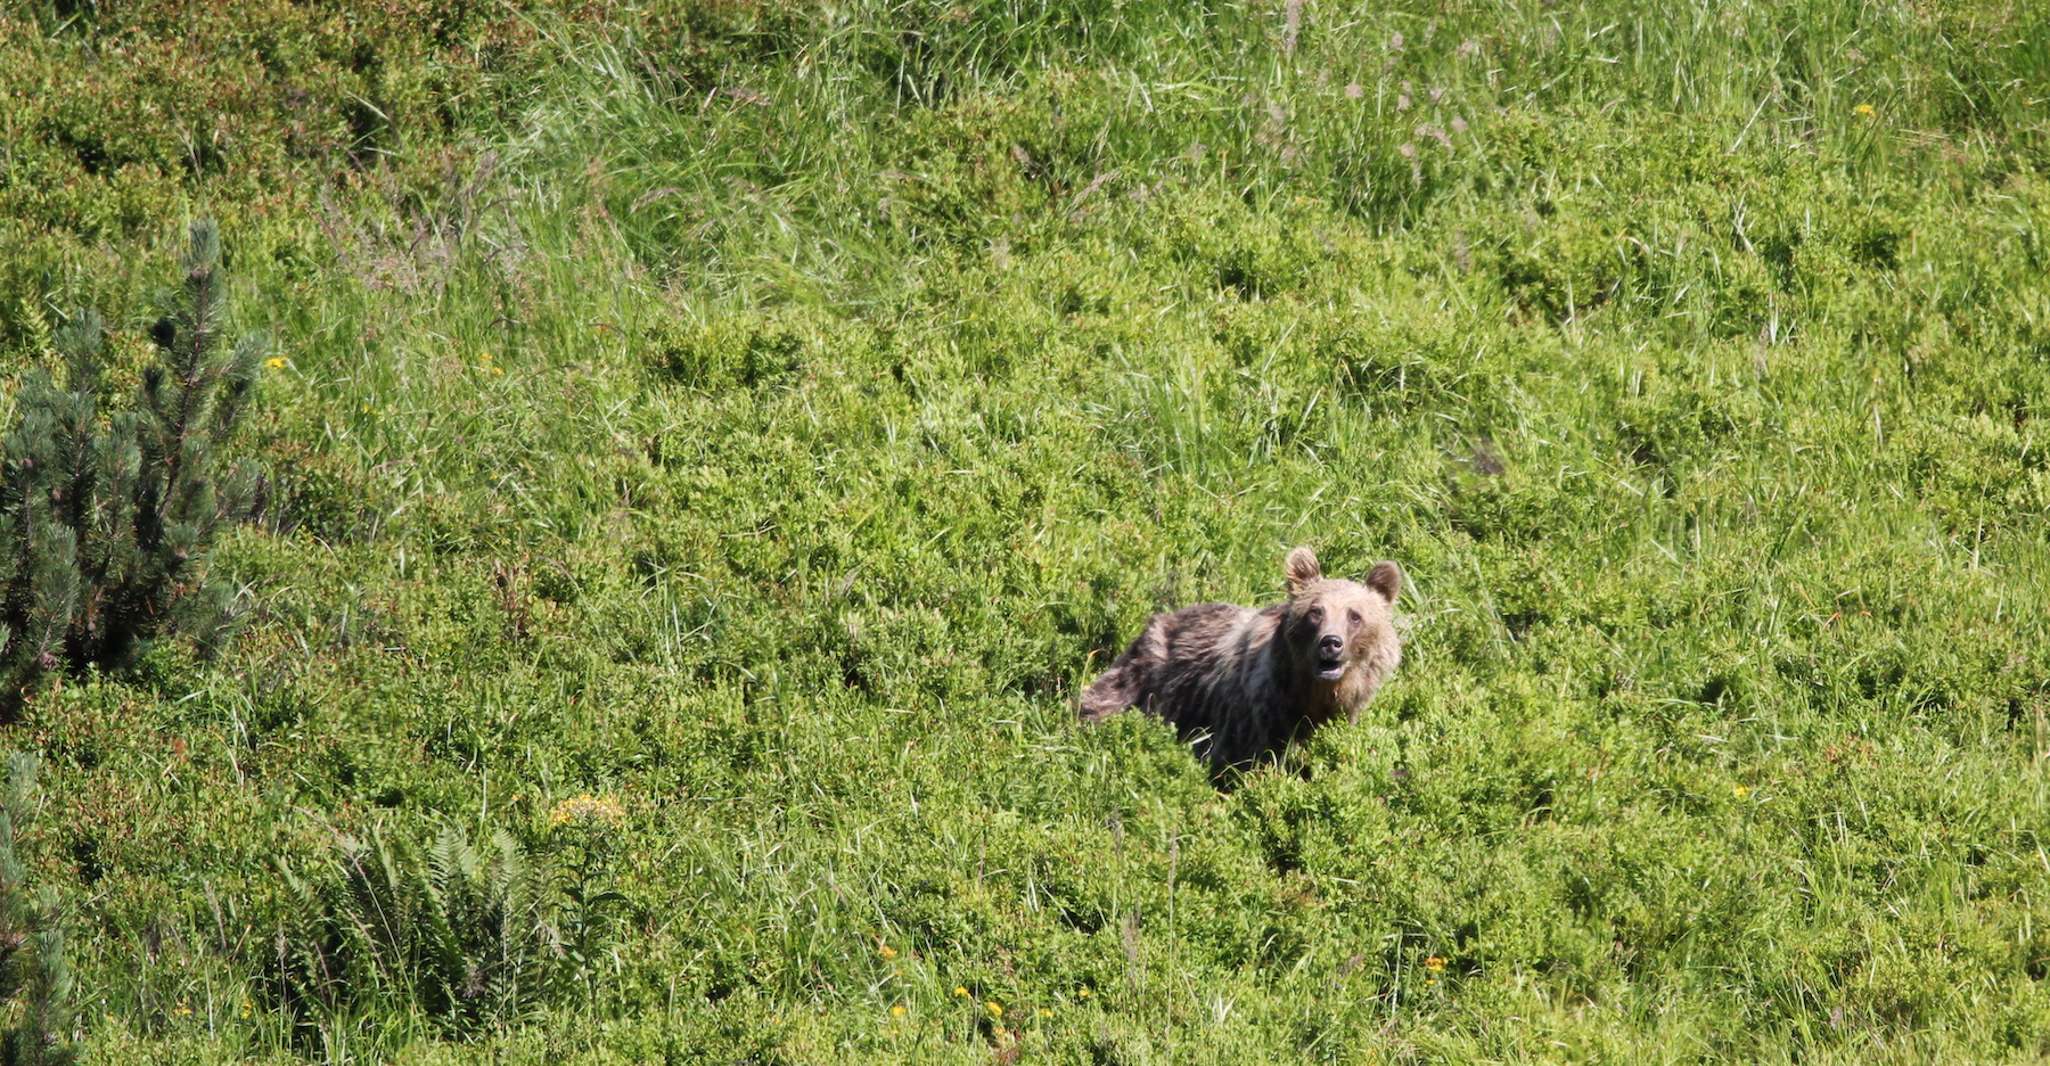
<box><xmin>1078</xmin><ymin>547</ymin><xmax>1403</xmax><ymax>771</ymax></box>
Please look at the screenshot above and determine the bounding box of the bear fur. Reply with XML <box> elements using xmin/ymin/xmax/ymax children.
<box><xmin>1079</xmin><ymin>547</ymin><xmax>1403</xmax><ymax>770</ymax></box>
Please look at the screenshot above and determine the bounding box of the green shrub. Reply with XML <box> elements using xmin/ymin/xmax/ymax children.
<box><xmin>0</xmin><ymin>221</ymin><xmax>265</xmax><ymax>717</ymax></box>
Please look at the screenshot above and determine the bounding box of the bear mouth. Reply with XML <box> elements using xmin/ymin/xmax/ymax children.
<box><xmin>1314</xmin><ymin>655</ymin><xmax>1347</xmax><ymax>681</ymax></box>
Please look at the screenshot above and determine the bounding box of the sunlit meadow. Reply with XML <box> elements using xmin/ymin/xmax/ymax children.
<box><xmin>2</xmin><ymin>1</ymin><xmax>2048</xmax><ymax>1061</ymax></box>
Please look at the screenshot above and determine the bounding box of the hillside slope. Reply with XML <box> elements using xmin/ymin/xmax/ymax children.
<box><xmin>3</xmin><ymin>2</ymin><xmax>2048</xmax><ymax>1061</ymax></box>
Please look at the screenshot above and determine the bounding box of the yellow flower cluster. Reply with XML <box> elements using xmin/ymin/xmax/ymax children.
<box><xmin>548</xmin><ymin>793</ymin><xmax>625</xmax><ymax>827</ymax></box>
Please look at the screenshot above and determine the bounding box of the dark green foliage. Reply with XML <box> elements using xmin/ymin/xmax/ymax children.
<box><xmin>0</xmin><ymin>221</ymin><xmax>265</xmax><ymax>716</ymax></box>
<box><xmin>0</xmin><ymin>754</ymin><xmax>74</xmax><ymax>1066</ymax></box>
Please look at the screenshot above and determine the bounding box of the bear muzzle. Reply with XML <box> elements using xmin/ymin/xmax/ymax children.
<box><xmin>1314</xmin><ymin>634</ymin><xmax>1347</xmax><ymax>680</ymax></box>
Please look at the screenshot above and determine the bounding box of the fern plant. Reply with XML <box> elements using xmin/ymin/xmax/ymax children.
<box><xmin>0</xmin><ymin>753</ymin><xmax>75</xmax><ymax>1066</ymax></box>
<box><xmin>0</xmin><ymin>220</ymin><xmax>266</xmax><ymax>717</ymax></box>
<box><xmin>271</xmin><ymin>824</ymin><xmax>565</xmax><ymax>1042</ymax></box>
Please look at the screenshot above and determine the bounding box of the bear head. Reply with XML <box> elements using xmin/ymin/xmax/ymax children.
<box><xmin>1280</xmin><ymin>546</ymin><xmax>1403</xmax><ymax>696</ymax></box>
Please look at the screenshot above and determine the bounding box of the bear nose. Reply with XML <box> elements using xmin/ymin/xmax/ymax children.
<box><xmin>1318</xmin><ymin>634</ymin><xmax>1343</xmax><ymax>655</ymax></box>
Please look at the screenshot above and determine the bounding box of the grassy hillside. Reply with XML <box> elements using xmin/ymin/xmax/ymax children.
<box><xmin>3</xmin><ymin>1</ymin><xmax>2049</xmax><ymax>1061</ymax></box>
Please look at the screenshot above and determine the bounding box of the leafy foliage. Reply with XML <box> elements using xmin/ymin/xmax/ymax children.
<box><xmin>268</xmin><ymin>817</ymin><xmax>623</xmax><ymax>1045</ymax></box>
<box><xmin>278</xmin><ymin>824</ymin><xmax>553</xmax><ymax>1041</ymax></box>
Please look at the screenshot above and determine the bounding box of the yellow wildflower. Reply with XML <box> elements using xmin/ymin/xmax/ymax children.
<box><xmin>1077</xmin><ymin>987</ymin><xmax>1092</xmax><ymax>998</ymax></box>
<box><xmin>1038</xmin><ymin>1007</ymin><xmax>1053</xmax><ymax>1019</ymax></box>
<box><xmin>1854</xmin><ymin>103</ymin><xmax>1876</xmax><ymax>118</ymax></box>
<box><xmin>890</xmin><ymin>1004</ymin><xmax>907</xmax><ymax>1018</ymax></box>
<box><xmin>954</xmin><ymin>986</ymin><xmax>969</xmax><ymax>998</ymax></box>
<box><xmin>986</xmin><ymin>1001</ymin><xmax>1004</xmax><ymax>1019</ymax></box>
<box><xmin>172</xmin><ymin>1003</ymin><xmax>193</xmax><ymax>1018</ymax></box>
<box><xmin>264</xmin><ymin>357</ymin><xmax>287</xmax><ymax>370</ymax></box>
<box><xmin>479</xmin><ymin>352</ymin><xmax>494</xmax><ymax>363</ymax></box>
<box><xmin>1734</xmin><ymin>785</ymin><xmax>1752</xmax><ymax>799</ymax></box>
<box><xmin>548</xmin><ymin>793</ymin><xmax>626</xmax><ymax>827</ymax></box>
<box><xmin>1424</xmin><ymin>956</ymin><xmax>1446</xmax><ymax>972</ymax></box>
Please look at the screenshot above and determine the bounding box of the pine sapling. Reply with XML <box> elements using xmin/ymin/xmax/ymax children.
<box><xmin>0</xmin><ymin>221</ymin><xmax>267</xmax><ymax>717</ymax></box>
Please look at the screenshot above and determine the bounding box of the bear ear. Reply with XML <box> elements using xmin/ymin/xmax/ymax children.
<box><xmin>1365</xmin><ymin>560</ymin><xmax>1403</xmax><ymax>603</ymax></box>
<box><xmin>1284</xmin><ymin>546</ymin><xmax>1322</xmax><ymax>594</ymax></box>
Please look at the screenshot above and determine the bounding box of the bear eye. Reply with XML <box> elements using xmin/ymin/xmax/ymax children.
<box><xmin>1348</xmin><ymin>609</ymin><xmax>1363</xmax><ymax>626</ymax></box>
<box><xmin>1305</xmin><ymin>606</ymin><xmax>1324</xmax><ymax>624</ymax></box>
